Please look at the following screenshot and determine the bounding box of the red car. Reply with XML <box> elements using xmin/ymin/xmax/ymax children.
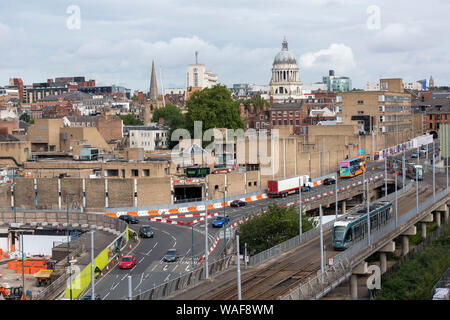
<box><xmin>119</xmin><ymin>255</ymin><xmax>136</xmax><ymax>269</ymax></box>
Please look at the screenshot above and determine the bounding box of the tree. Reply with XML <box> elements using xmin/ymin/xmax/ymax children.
<box><xmin>184</xmin><ymin>85</ymin><xmax>244</xmax><ymax>144</ymax></box>
<box><xmin>238</xmin><ymin>204</ymin><xmax>317</xmax><ymax>255</ymax></box>
<box><xmin>152</xmin><ymin>104</ymin><xmax>185</xmax><ymax>148</ymax></box>
<box><xmin>19</xmin><ymin>113</ymin><xmax>30</xmax><ymax>123</ymax></box>
<box><xmin>119</xmin><ymin>114</ymin><xmax>143</xmax><ymax>125</ymax></box>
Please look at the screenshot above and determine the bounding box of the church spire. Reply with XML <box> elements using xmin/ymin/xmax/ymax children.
<box><xmin>149</xmin><ymin>59</ymin><xmax>159</xmax><ymax>101</ymax></box>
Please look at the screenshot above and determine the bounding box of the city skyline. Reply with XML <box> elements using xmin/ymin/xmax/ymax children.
<box><xmin>1</xmin><ymin>0</ymin><xmax>448</xmax><ymax>91</ymax></box>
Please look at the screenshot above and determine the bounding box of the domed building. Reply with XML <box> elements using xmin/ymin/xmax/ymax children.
<box><xmin>269</xmin><ymin>38</ymin><xmax>303</xmax><ymax>102</ymax></box>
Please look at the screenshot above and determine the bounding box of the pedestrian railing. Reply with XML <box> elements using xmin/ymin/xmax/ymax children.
<box><xmin>280</xmin><ymin>186</ymin><xmax>449</xmax><ymax>300</ymax></box>
<box><xmin>248</xmin><ymin>178</ymin><xmax>413</xmax><ymax>267</ymax></box>
<box><xmin>132</xmin><ymin>255</ymin><xmax>234</xmax><ymax>300</ymax></box>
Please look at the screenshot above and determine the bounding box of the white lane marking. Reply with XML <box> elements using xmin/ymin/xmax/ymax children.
<box><xmin>138</xmin><ymin>257</ymin><xmax>145</xmax><ymax>263</ymax></box>
<box><xmin>103</xmin><ymin>292</ymin><xmax>110</xmax><ymax>300</ymax></box>
<box><xmin>164</xmin><ymin>274</ymin><xmax>171</xmax><ymax>282</ymax></box>
<box><xmin>133</xmin><ymin>273</ymin><xmax>145</xmax><ymax>291</ymax></box>
<box><xmin>163</xmin><ymin>265</ymin><xmax>168</xmax><ymax>271</ymax></box>
<box><xmin>121</xmin><ymin>274</ymin><xmax>127</xmax><ymax>282</ymax></box>
<box><xmin>151</xmin><ymin>264</ymin><xmax>158</xmax><ymax>271</ymax></box>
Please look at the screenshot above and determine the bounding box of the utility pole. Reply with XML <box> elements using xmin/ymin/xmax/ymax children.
<box><xmin>66</xmin><ymin>194</ymin><xmax>72</xmax><ymax>300</ymax></box>
<box><xmin>127</xmin><ymin>275</ymin><xmax>132</xmax><ymax>300</ymax></box>
<box><xmin>395</xmin><ymin>173</ymin><xmax>398</xmax><ymax>228</ymax></box>
<box><xmin>12</xmin><ymin>169</ymin><xmax>16</xmax><ymax>223</ymax></box>
<box><xmin>402</xmin><ymin>151</ymin><xmax>406</xmax><ymax>188</ymax></box>
<box><xmin>362</xmin><ymin>167</ymin><xmax>366</xmax><ymax>206</ymax></box>
<box><xmin>236</xmin><ymin>235</ymin><xmax>242</xmax><ymax>300</ymax></box>
<box><xmin>21</xmin><ymin>232</ymin><xmax>25</xmax><ymax>298</ymax></box>
<box><xmin>204</xmin><ymin>200</ymin><xmax>209</xmax><ymax>279</ymax></box>
<box><xmin>367</xmin><ymin>179</ymin><xmax>371</xmax><ymax>246</ymax></box>
<box><xmin>90</xmin><ymin>231</ymin><xmax>95</xmax><ymax>300</ymax></box>
<box><xmin>384</xmin><ymin>157</ymin><xmax>387</xmax><ymax>197</ymax></box>
<box><xmin>433</xmin><ymin>153</ymin><xmax>436</xmax><ymax>200</ymax></box>
<box><xmin>319</xmin><ymin>205</ymin><xmax>324</xmax><ymax>283</ymax></box>
<box><xmin>416</xmin><ymin>168</ymin><xmax>419</xmax><ymax>215</ymax></box>
<box><xmin>298</xmin><ymin>177</ymin><xmax>302</xmax><ymax>242</ymax></box>
<box><xmin>335</xmin><ymin>176</ymin><xmax>338</xmax><ymax>220</ymax></box>
<box><xmin>191</xmin><ymin>225</ymin><xmax>194</xmax><ymax>269</ymax></box>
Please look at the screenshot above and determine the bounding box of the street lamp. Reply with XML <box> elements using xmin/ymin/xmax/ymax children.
<box><xmin>218</xmin><ymin>185</ymin><xmax>227</xmax><ymax>256</ymax></box>
<box><xmin>65</xmin><ymin>190</ymin><xmax>75</xmax><ymax>300</ymax></box>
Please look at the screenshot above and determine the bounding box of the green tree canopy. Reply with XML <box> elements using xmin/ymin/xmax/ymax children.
<box><xmin>119</xmin><ymin>114</ymin><xmax>143</xmax><ymax>125</ymax></box>
<box><xmin>238</xmin><ymin>204</ymin><xmax>317</xmax><ymax>255</ymax></box>
<box><xmin>152</xmin><ymin>104</ymin><xmax>185</xmax><ymax>149</ymax></box>
<box><xmin>19</xmin><ymin>113</ymin><xmax>30</xmax><ymax>123</ymax></box>
<box><xmin>184</xmin><ymin>85</ymin><xmax>244</xmax><ymax>142</ymax></box>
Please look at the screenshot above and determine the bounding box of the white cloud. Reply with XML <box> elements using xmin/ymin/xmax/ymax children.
<box><xmin>0</xmin><ymin>22</ymin><xmax>10</xmax><ymax>38</ymax></box>
<box><xmin>370</xmin><ymin>23</ymin><xmax>430</xmax><ymax>52</ymax></box>
<box><xmin>300</xmin><ymin>43</ymin><xmax>356</xmax><ymax>73</ymax></box>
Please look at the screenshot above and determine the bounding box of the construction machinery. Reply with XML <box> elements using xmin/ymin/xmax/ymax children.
<box><xmin>33</xmin><ymin>259</ymin><xmax>56</xmax><ymax>287</ymax></box>
<box><xmin>0</xmin><ymin>285</ymin><xmax>24</xmax><ymax>300</ymax></box>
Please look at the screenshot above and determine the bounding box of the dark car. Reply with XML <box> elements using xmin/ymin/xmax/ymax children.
<box><xmin>139</xmin><ymin>225</ymin><xmax>154</xmax><ymax>238</ymax></box>
<box><xmin>82</xmin><ymin>294</ymin><xmax>101</xmax><ymax>300</ymax></box>
<box><xmin>411</xmin><ymin>151</ymin><xmax>419</xmax><ymax>159</ymax></box>
<box><xmin>230</xmin><ymin>199</ymin><xmax>246</xmax><ymax>207</ymax></box>
<box><xmin>163</xmin><ymin>249</ymin><xmax>178</xmax><ymax>262</ymax></box>
<box><xmin>119</xmin><ymin>215</ymin><xmax>139</xmax><ymax>224</ymax></box>
<box><xmin>323</xmin><ymin>178</ymin><xmax>336</xmax><ymax>185</ymax></box>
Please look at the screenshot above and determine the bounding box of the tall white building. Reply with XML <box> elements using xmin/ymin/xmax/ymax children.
<box><xmin>269</xmin><ymin>38</ymin><xmax>303</xmax><ymax>102</ymax></box>
<box><xmin>186</xmin><ymin>54</ymin><xmax>218</xmax><ymax>90</ymax></box>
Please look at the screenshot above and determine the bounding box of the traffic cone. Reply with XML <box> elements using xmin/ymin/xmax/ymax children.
<box><xmin>129</xmin><ymin>244</ymin><xmax>132</xmax><ymax>250</ymax></box>
<box><xmin>106</xmin><ymin>265</ymin><xmax>109</xmax><ymax>271</ymax></box>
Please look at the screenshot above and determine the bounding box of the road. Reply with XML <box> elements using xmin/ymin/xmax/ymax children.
<box><xmin>92</xmin><ymin>140</ymin><xmax>442</xmax><ymax>299</ymax></box>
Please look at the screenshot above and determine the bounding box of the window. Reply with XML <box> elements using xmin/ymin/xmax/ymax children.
<box><xmin>254</xmin><ymin>181</ymin><xmax>257</xmax><ymax>186</ymax></box>
<box><xmin>357</xmin><ymin>111</ymin><xmax>364</xmax><ymax>114</ymax></box>
<box><xmin>272</xmin><ymin>112</ymin><xmax>275</xmax><ymax>116</ymax></box>
<box><xmin>131</xmin><ymin>169</ymin><xmax>139</xmax><ymax>177</ymax></box>
<box><xmin>284</xmin><ymin>119</ymin><xmax>287</xmax><ymax>125</ymax></box>
<box><xmin>143</xmin><ymin>169</ymin><xmax>150</xmax><ymax>176</ymax></box>
<box><xmin>295</xmin><ymin>112</ymin><xmax>299</xmax><ymax>116</ymax></box>
<box><xmin>272</xmin><ymin>120</ymin><xmax>276</xmax><ymax>125</ymax></box>
<box><xmin>260</xmin><ymin>115</ymin><xmax>264</xmax><ymax>120</ymax></box>
<box><xmin>290</xmin><ymin>119</ymin><xmax>293</xmax><ymax>125</ymax></box>
<box><xmin>283</xmin><ymin>111</ymin><xmax>287</xmax><ymax>115</ymax></box>
<box><xmin>289</xmin><ymin>111</ymin><xmax>293</xmax><ymax>116</ymax></box>
<box><xmin>296</xmin><ymin>119</ymin><xmax>299</xmax><ymax>125</ymax></box>
<box><xmin>357</xmin><ymin>100</ymin><xmax>364</xmax><ymax>105</ymax></box>
<box><xmin>278</xmin><ymin>119</ymin><xmax>282</xmax><ymax>125</ymax></box>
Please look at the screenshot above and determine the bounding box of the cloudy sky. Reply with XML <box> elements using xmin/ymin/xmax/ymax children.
<box><xmin>1</xmin><ymin>0</ymin><xmax>449</xmax><ymax>92</ymax></box>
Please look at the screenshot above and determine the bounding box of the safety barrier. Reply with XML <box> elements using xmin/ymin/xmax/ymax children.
<box><xmin>248</xmin><ymin>173</ymin><xmax>405</xmax><ymax>267</ymax></box>
<box><xmin>61</xmin><ymin>226</ymin><xmax>130</xmax><ymax>299</ymax></box>
<box><xmin>280</xmin><ymin>185</ymin><xmax>449</xmax><ymax>300</ymax></box>
<box><xmin>132</xmin><ymin>255</ymin><xmax>234</xmax><ymax>300</ymax></box>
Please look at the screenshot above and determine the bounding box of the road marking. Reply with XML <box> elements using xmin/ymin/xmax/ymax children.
<box><xmin>163</xmin><ymin>265</ymin><xmax>168</xmax><ymax>271</ymax></box>
<box><xmin>133</xmin><ymin>273</ymin><xmax>145</xmax><ymax>291</ymax></box>
<box><xmin>164</xmin><ymin>274</ymin><xmax>171</xmax><ymax>282</ymax></box>
<box><xmin>103</xmin><ymin>292</ymin><xmax>110</xmax><ymax>300</ymax></box>
<box><xmin>172</xmin><ymin>264</ymin><xmax>178</xmax><ymax>272</ymax></box>
<box><xmin>138</xmin><ymin>257</ymin><xmax>145</xmax><ymax>263</ymax></box>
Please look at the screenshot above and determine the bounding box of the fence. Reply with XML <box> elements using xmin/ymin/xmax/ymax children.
<box><xmin>431</xmin><ymin>267</ymin><xmax>450</xmax><ymax>299</ymax></box>
<box><xmin>132</xmin><ymin>255</ymin><xmax>234</xmax><ymax>300</ymax></box>
<box><xmin>279</xmin><ymin>186</ymin><xmax>449</xmax><ymax>300</ymax></box>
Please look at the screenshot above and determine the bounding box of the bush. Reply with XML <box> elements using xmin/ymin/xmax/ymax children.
<box><xmin>238</xmin><ymin>204</ymin><xmax>317</xmax><ymax>255</ymax></box>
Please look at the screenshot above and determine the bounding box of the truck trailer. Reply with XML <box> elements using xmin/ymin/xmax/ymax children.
<box><xmin>267</xmin><ymin>175</ymin><xmax>311</xmax><ymax>198</ymax></box>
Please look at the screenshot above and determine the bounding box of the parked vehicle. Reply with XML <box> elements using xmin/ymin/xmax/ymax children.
<box><xmin>323</xmin><ymin>178</ymin><xmax>336</xmax><ymax>185</ymax></box>
<box><xmin>163</xmin><ymin>249</ymin><xmax>178</xmax><ymax>262</ymax></box>
<box><xmin>411</xmin><ymin>151</ymin><xmax>419</xmax><ymax>158</ymax></box>
<box><xmin>119</xmin><ymin>255</ymin><xmax>136</xmax><ymax>269</ymax></box>
<box><xmin>139</xmin><ymin>225</ymin><xmax>154</xmax><ymax>238</ymax></box>
<box><xmin>212</xmin><ymin>215</ymin><xmax>230</xmax><ymax>228</ymax></box>
<box><xmin>119</xmin><ymin>215</ymin><xmax>139</xmax><ymax>224</ymax></box>
<box><xmin>230</xmin><ymin>199</ymin><xmax>246</xmax><ymax>207</ymax></box>
<box><xmin>268</xmin><ymin>175</ymin><xmax>311</xmax><ymax>198</ymax></box>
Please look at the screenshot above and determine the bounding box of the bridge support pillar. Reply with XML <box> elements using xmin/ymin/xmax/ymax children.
<box><xmin>445</xmin><ymin>205</ymin><xmax>449</xmax><ymax>224</ymax></box>
<box><xmin>350</xmin><ymin>274</ymin><xmax>358</xmax><ymax>300</ymax></box>
<box><xmin>378</xmin><ymin>241</ymin><xmax>395</xmax><ymax>273</ymax></box>
<box><xmin>342</xmin><ymin>200</ymin><xmax>346</xmax><ymax>214</ymax></box>
<box><xmin>421</xmin><ymin>222</ymin><xmax>427</xmax><ymax>239</ymax></box>
<box><xmin>435</xmin><ymin>211</ymin><xmax>441</xmax><ymax>228</ymax></box>
<box><xmin>401</xmin><ymin>236</ymin><xmax>409</xmax><ymax>256</ymax></box>
<box><xmin>380</xmin><ymin>252</ymin><xmax>387</xmax><ymax>274</ymax></box>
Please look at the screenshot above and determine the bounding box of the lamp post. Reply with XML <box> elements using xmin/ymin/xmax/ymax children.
<box><xmin>191</xmin><ymin>225</ymin><xmax>194</xmax><ymax>269</ymax></box>
<box><xmin>204</xmin><ymin>199</ymin><xmax>209</xmax><ymax>279</ymax></box>
<box><xmin>218</xmin><ymin>187</ymin><xmax>227</xmax><ymax>256</ymax></box>
<box><xmin>298</xmin><ymin>177</ymin><xmax>302</xmax><ymax>242</ymax></box>
<box><xmin>384</xmin><ymin>157</ymin><xmax>387</xmax><ymax>197</ymax></box>
<box><xmin>12</xmin><ymin>169</ymin><xmax>16</xmax><ymax>223</ymax></box>
<box><xmin>65</xmin><ymin>191</ymin><xmax>75</xmax><ymax>300</ymax></box>
<box><xmin>21</xmin><ymin>232</ymin><xmax>25</xmax><ymax>298</ymax></box>
<box><xmin>367</xmin><ymin>179</ymin><xmax>371</xmax><ymax>246</ymax></box>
